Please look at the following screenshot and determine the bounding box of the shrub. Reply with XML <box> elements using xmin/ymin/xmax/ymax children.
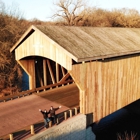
<box><xmin>117</xmin><ymin>131</ymin><xmax>138</xmax><ymax>140</ymax></box>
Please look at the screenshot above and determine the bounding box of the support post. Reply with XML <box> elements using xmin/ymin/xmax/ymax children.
<box><xmin>64</xmin><ymin>112</ymin><xmax>67</xmax><ymax>120</ymax></box>
<box><xmin>9</xmin><ymin>134</ymin><xmax>13</xmax><ymax>140</ymax></box>
<box><xmin>17</xmin><ymin>60</ymin><xmax>36</xmax><ymax>90</ymax></box>
<box><xmin>47</xmin><ymin>60</ymin><xmax>55</xmax><ymax>84</ymax></box>
<box><xmin>56</xmin><ymin>63</ymin><xmax>59</xmax><ymax>84</ymax></box>
<box><xmin>49</xmin><ymin>121</ymin><xmax>52</xmax><ymax>127</ymax></box>
<box><xmin>31</xmin><ymin>125</ymin><xmax>35</xmax><ymax>135</ymax></box>
<box><xmin>69</xmin><ymin>110</ymin><xmax>72</xmax><ymax>117</ymax></box>
<box><xmin>43</xmin><ymin>59</ymin><xmax>47</xmax><ymax>88</ymax></box>
<box><xmin>56</xmin><ymin>118</ymin><xmax>59</xmax><ymax>124</ymax></box>
<box><xmin>74</xmin><ymin>108</ymin><xmax>77</xmax><ymax>115</ymax></box>
<box><xmin>61</xmin><ymin>66</ymin><xmax>65</xmax><ymax>86</ymax></box>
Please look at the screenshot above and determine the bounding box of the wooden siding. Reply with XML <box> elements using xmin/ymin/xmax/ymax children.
<box><xmin>15</xmin><ymin>31</ymin><xmax>72</xmax><ymax>70</ymax></box>
<box><xmin>17</xmin><ymin>60</ymin><xmax>35</xmax><ymax>89</ymax></box>
<box><xmin>69</xmin><ymin>54</ymin><xmax>140</xmax><ymax>122</ymax></box>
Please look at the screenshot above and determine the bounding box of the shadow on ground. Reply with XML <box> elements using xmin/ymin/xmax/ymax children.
<box><xmin>91</xmin><ymin>99</ymin><xmax>140</xmax><ymax>140</ymax></box>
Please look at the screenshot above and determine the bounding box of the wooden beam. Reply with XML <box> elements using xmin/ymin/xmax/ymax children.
<box><xmin>69</xmin><ymin>110</ymin><xmax>72</xmax><ymax>117</ymax></box>
<box><xmin>59</xmin><ymin>73</ymin><xmax>70</xmax><ymax>83</ymax></box>
<box><xmin>17</xmin><ymin>60</ymin><xmax>36</xmax><ymax>89</ymax></box>
<box><xmin>80</xmin><ymin>89</ymin><xmax>83</xmax><ymax>114</ymax></box>
<box><xmin>79</xmin><ymin>89</ymin><xmax>86</xmax><ymax>114</ymax></box>
<box><xmin>43</xmin><ymin>59</ymin><xmax>47</xmax><ymax>86</ymax></box>
<box><xmin>74</xmin><ymin>108</ymin><xmax>77</xmax><ymax>115</ymax></box>
<box><xmin>47</xmin><ymin>59</ymin><xmax>55</xmax><ymax>84</ymax></box>
<box><xmin>56</xmin><ymin>63</ymin><xmax>59</xmax><ymax>83</ymax></box>
<box><xmin>36</xmin><ymin>66</ymin><xmax>43</xmax><ymax>87</ymax></box>
<box><xmin>35</xmin><ymin>79</ymin><xmax>73</xmax><ymax>92</ymax></box>
<box><xmin>61</xmin><ymin>66</ymin><xmax>65</xmax><ymax>76</ymax></box>
<box><xmin>9</xmin><ymin>134</ymin><xmax>13</xmax><ymax>140</ymax></box>
<box><xmin>30</xmin><ymin>125</ymin><xmax>35</xmax><ymax>135</ymax></box>
<box><xmin>64</xmin><ymin>112</ymin><xmax>67</xmax><ymax>120</ymax></box>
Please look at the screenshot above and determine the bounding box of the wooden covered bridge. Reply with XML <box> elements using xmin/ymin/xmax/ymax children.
<box><xmin>10</xmin><ymin>25</ymin><xmax>140</xmax><ymax>123</ymax></box>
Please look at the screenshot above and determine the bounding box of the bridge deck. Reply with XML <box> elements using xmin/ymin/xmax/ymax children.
<box><xmin>0</xmin><ymin>84</ymin><xmax>79</xmax><ymax>137</ymax></box>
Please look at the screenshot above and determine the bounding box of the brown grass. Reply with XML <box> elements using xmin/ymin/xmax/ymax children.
<box><xmin>117</xmin><ymin>131</ymin><xmax>138</xmax><ymax>140</ymax></box>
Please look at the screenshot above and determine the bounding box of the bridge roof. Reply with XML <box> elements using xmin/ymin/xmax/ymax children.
<box><xmin>10</xmin><ymin>25</ymin><xmax>140</xmax><ymax>62</ymax></box>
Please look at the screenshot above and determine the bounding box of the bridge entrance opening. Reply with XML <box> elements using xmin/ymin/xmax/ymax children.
<box><xmin>21</xmin><ymin>56</ymin><xmax>80</xmax><ymax>109</ymax></box>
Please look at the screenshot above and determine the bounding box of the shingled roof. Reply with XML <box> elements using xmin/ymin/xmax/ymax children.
<box><xmin>11</xmin><ymin>25</ymin><xmax>140</xmax><ymax>62</ymax></box>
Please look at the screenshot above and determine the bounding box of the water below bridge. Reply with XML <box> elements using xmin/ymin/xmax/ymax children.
<box><xmin>92</xmin><ymin>99</ymin><xmax>140</xmax><ymax>140</ymax></box>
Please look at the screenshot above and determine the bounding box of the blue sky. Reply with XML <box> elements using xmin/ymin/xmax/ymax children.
<box><xmin>2</xmin><ymin>0</ymin><xmax>140</xmax><ymax>21</ymax></box>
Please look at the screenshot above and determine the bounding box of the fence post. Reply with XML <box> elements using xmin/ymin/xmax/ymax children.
<box><xmin>31</xmin><ymin>125</ymin><xmax>35</xmax><ymax>135</ymax></box>
<box><xmin>69</xmin><ymin>110</ymin><xmax>72</xmax><ymax>118</ymax></box>
<box><xmin>9</xmin><ymin>134</ymin><xmax>13</xmax><ymax>140</ymax></box>
<box><xmin>64</xmin><ymin>112</ymin><xmax>67</xmax><ymax>120</ymax></box>
<box><xmin>74</xmin><ymin>108</ymin><xmax>77</xmax><ymax>115</ymax></box>
<box><xmin>56</xmin><ymin>118</ymin><xmax>59</xmax><ymax>124</ymax></box>
<box><xmin>49</xmin><ymin>121</ymin><xmax>52</xmax><ymax>127</ymax></box>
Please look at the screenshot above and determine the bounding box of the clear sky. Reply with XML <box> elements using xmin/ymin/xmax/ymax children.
<box><xmin>2</xmin><ymin>0</ymin><xmax>140</xmax><ymax>21</ymax></box>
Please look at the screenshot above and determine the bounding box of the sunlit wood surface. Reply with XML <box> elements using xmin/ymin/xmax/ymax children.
<box><xmin>0</xmin><ymin>84</ymin><xmax>79</xmax><ymax>137</ymax></box>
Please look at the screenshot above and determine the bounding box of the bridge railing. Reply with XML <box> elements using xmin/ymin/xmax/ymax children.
<box><xmin>0</xmin><ymin>79</ymin><xmax>74</xmax><ymax>102</ymax></box>
<box><xmin>0</xmin><ymin>106</ymin><xmax>80</xmax><ymax>140</ymax></box>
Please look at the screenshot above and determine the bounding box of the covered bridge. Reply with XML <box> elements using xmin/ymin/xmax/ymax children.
<box><xmin>10</xmin><ymin>25</ymin><xmax>140</xmax><ymax>122</ymax></box>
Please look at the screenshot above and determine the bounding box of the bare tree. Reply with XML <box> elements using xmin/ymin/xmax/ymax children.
<box><xmin>0</xmin><ymin>1</ymin><xmax>29</xmax><ymax>93</ymax></box>
<box><xmin>52</xmin><ymin>0</ymin><xmax>87</xmax><ymax>26</ymax></box>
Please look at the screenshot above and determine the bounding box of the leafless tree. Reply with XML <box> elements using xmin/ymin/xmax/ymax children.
<box><xmin>52</xmin><ymin>0</ymin><xmax>87</xmax><ymax>26</ymax></box>
<box><xmin>0</xmin><ymin>1</ymin><xmax>28</xmax><ymax>92</ymax></box>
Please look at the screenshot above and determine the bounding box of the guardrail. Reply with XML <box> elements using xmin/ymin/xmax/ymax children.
<box><xmin>0</xmin><ymin>79</ymin><xmax>74</xmax><ymax>103</ymax></box>
<box><xmin>0</xmin><ymin>106</ymin><xmax>80</xmax><ymax>140</ymax></box>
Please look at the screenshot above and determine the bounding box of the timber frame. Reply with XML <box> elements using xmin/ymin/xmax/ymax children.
<box><xmin>17</xmin><ymin>57</ymin><xmax>72</xmax><ymax>89</ymax></box>
<box><xmin>11</xmin><ymin>25</ymin><xmax>140</xmax><ymax>123</ymax></box>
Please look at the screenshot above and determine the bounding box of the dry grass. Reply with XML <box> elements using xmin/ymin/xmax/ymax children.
<box><xmin>2</xmin><ymin>0</ymin><xmax>140</xmax><ymax>92</ymax></box>
<box><xmin>117</xmin><ymin>131</ymin><xmax>138</xmax><ymax>140</ymax></box>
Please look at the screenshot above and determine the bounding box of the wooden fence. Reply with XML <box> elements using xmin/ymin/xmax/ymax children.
<box><xmin>0</xmin><ymin>79</ymin><xmax>73</xmax><ymax>103</ymax></box>
<box><xmin>0</xmin><ymin>106</ymin><xmax>80</xmax><ymax>140</ymax></box>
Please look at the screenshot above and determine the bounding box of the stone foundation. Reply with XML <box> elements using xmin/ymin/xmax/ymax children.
<box><xmin>27</xmin><ymin>114</ymin><xmax>96</xmax><ymax>140</ymax></box>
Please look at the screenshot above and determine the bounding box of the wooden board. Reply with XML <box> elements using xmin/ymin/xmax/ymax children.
<box><xmin>70</xmin><ymin>54</ymin><xmax>140</xmax><ymax>122</ymax></box>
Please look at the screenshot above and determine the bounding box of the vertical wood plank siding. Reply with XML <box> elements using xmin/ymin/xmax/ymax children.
<box><xmin>69</xmin><ymin>55</ymin><xmax>140</xmax><ymax>122</ymax></box>
<box><xmin>15</xmin><ymin>31</ymin><xmax>72</xmax><ymax>70</ymax></box>
<box><xmin>17</xmin><ymin>60</ymin><xmax>36</xmax><ymax>89</ymax></box>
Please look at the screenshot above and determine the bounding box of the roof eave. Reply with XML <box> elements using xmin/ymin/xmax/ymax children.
<box><xmin>77</xmin><ymin>50</ymin><xmax>140</xmax><ymax>62</ymax></box>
